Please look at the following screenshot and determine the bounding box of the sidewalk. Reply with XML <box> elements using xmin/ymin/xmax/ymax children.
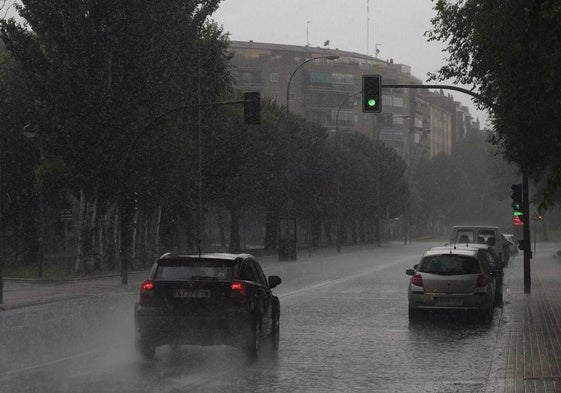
<box><xmin>0</xmin><ymin>270</ymin><xmax>150</xmax><ymax>310</ymax></box>
<box><xmin>486</xmin><ymin>242</ymin><xmax>561</xmax><ymax>393</ymax></box>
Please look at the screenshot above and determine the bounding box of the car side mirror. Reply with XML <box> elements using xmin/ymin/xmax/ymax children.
<box><xmin>405</xmin><ymin>269</ymin><xmax>416</xmax><ymax>276</ymax></box>
<box><xmin>268</xmin><ymin>275</ymin><xmax>282</xmax><ymax>288</ymax></box>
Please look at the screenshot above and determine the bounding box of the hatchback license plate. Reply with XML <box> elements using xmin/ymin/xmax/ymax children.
<box><xmin>434</xmin><ymin>297</ymin><xmax>463</xmax><ymax>306</ymax></box>
<box><xmin>175</xmin><ymin>288</ymin><xmax>211</xmax><ymax>298</ymax></box>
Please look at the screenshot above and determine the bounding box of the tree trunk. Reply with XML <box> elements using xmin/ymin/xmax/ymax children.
<box><xmin>229</xmin><ymin>206</ymin><xmax>241</xmax><ymax>252</ymax></box>
<box><xmin>264</xmin><ymin>206</ymin><xmax>278</xmax><ymax>250</ymax></box>
<box><xmin>103</xmin><ymin>203</ymin><xmax>118</xmax><ymax>271</ymax></box>
<box><xmin>217</xmin><ymin>208</ymin><xmax>226</xmax><ymax>248</ymax></box>
<box><xmin>324</xmin><ymin>221</ymin><xmax>333</xmax><ymax>245</ymax></box>
<box><xmin>131</xmin><ymin>206</ymin><xmax>139</xmax><ymax>268</ymax></box>
<box><xmin>154</xmin><ymin>206</ymin><xmax>162</xmax><ymax>258</ymax></box>
<box><xmin>118</xmin><ymin>195</ymin><xmax>135</xmax><ymax>284</ymax></box>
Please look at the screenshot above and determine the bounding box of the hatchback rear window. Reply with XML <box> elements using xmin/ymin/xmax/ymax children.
<box><xmin>155</xmin><ymin>259</ymin><xmax>233</xmax><ymax>281</ymax></box>
<box><xmin>419</xmin><ymin>255</ymin><xmax>481</xmax><ymax>275</ymax></box>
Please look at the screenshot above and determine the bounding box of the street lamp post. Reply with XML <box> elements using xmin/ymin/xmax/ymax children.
<box><xmin>286</xmin><ymin>55</ymin><xmax>339</xmax><ymax>113</ymax></box>
<box><xmin>334</xmin><ymin>91</ymin><xmax>361</xmax><ymax>252</ymax></box>
<box><xmin>0</xmin><ymin>128</ymin><xmax>3</xmax><ymax>304</ymax></box>
<box><xmin>280</xmin><ymin>54</ymin><xmax>339</xmax><ymax>260</ymax></box>
<box><xmin>378</xmin><ymin>114</ymin><xmax>410</xmax><ymax>245</ymax></box>
<box><xmin>23</xmin><ymin>125</ymin><xmax>45</xmax><ymax>278</ymax></box>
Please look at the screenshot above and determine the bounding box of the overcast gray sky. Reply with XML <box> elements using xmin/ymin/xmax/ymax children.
<box><xmin>213</xmin><ymin>0</ymin><xmax>490</xmax><ymax>125</ymax></box>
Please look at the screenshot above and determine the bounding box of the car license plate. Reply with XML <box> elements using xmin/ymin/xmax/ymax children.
<box><xmin>434</xmin><ymin>297</ymin><xmax>463</xmax><ymax>306</ymax></box>
<box><xmin>175</xmin><ymin>288</ymin><xmax>211</xmax><ymax>298</ymax></box>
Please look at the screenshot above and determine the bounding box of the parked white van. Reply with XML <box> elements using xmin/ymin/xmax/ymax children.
<box><xmin>450</xmin><ymin>225</ymin><xmax>506</xmax><ymax>266</ymax></box>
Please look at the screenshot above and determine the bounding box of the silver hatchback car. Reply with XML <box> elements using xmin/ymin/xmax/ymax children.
<box><xmin>406</xmin><ymin>246</ymin><xmax>496</xmax><ymax>321</ymax></box>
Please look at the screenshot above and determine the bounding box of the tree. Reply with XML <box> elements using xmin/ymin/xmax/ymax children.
<box><xmin>0</xmin><ymin>1</ymin><xmax>231</xmax><ymax>271</ymax></box>
<box><xmin>427</xmin><ymin>0</ymin><xmax>561</xmax><ymax>209</ymax></box>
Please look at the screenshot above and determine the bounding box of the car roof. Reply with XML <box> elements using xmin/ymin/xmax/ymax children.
<box><xmin>157</xmin><ymin>252</ymin><xmax>255</xmax><ymax>263</ymax></box>
<box><xmin>452</xmin><ymin>243</ymin><xmax>491</xmax><ymax>250</ymax></box>
<box><xmin>452</xmin><ymin>225</ymin><xmax>499</xmax><ymax>230</ymax></box>
<box><xmin>424</xmin><ymin>246</ymin><xmax>479</xmax><ymax>257</ymax></box>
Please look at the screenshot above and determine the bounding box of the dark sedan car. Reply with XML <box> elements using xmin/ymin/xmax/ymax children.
<box><xmin>134</xmin><ymin>252</ymin><xmax>281</xmax><ymax>359</ymax></box>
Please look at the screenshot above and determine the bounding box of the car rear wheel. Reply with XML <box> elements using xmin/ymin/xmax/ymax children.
<box><xmin>495</xmin><ymin>291</ymin><xmax>503</xmax><ymax>306</ymax></box>
<box><xmin>271</xmin><ymin>297</ymin><xmax>280</xmax><ymax>351</ymax></box>
<box><xmin>408</xmin><ymin>307</ymin><xmax>421</xmax><ymax>320</ymax></box>
<box><xmin>480</xmin><ymin>303</ymin><xmax>494</xmax><ymax>323</ymax></box>
<box><xmin>271</xmin><ymin>317</ymin><xmax>280</xmax><ymax>351</ymax></box>
<box><xmin>135</xmin><ymin>337</ymin><xmax>156</xmax><ymax>360</ymax></box>
<box><xmin>246</xmin><ymin>319</ymin><xmax>261</xmax><ymax>357</ymax></box>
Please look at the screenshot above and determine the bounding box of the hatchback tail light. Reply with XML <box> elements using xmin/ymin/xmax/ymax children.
<box><xmin>411</xmin><ymin>273</ymin><xmax>423</xmax><ymax>287</ymax></box>
<box><xmin>230</xmin><ymin>281</ymin><xmax>246</xmax><ymax>299</ymax></box>
<box><xmin>475</xmin><ymin>274</ymin><xmax>488</xmax><ymax>288</ymax></box>
<box><xmin>139</xmin><ymin>280</ymin><xmax>154</xmax><ymax>302</ymax></box>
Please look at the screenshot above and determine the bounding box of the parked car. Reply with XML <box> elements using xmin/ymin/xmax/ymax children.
<box><xmin>134</xmin><ymin>252</ymin><xmax>281</xmax><ymax>359</ymax></box>
<box><xmin>406</xmin><ymin>245</ymin><xmax>496</xmax><ymax>321</ymax></box>
<box><xmin>432</xmin><ymin>244</ymin><xmax>504</xmax><ymax>304</ymax></box>
<box><xmin>451</xmin><ymin>225</ymin><xmax>506</xmax><ymax>267</ymax></box>
<box><xmin>503</xmin><ymin>233</ymin><xmax>519</xmax><ymax>258</ymax></box>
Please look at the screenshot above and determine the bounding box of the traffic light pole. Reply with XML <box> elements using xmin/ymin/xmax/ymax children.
<box><xmin>523</xmin><ymin>173</ymin><xmax>532</xmax><ymax>293</ymax></box>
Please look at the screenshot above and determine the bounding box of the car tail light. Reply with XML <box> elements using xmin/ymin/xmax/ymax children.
<box><xmin>230</xmin><ymin>281</ymin><xmax>246</xmax><ymax>298</ymax></box>
<box><xmin>140</xmin><ymin>280</ymin><xmax>154</xmax><ymax>300</ymax></box>
<box><xmin>411</xmin><ymin>273</ymin><xmax>423</xmax><ymax>287</ymax></box>
<box><xmin>475</xmin><ymin>274</ymin><xmax>488</xmax><ymax>288</ymax></box>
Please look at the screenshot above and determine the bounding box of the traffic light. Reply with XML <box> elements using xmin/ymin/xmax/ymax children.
<box><xmin>511</xmin><ymin>183</ymin><xmax>523</xmax><ymax>225</ymax></box>
<box><xmin>362</xmin><ymin>75</ymin><xmax>382</xmax><ymax>113</ymax></box>
<box><xmin>243</xmin><ymin>92</ymin><xmax>260</xmax><ymax>125</ymax></box>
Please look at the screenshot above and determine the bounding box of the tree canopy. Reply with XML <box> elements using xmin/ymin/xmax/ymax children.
<box><xmin>427</xmin><ymin>0</ymin><xmax>561</xmax><ymax>209</ymax></box>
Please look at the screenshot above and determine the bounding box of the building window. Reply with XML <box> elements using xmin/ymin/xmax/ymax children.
<box><xmin>241</xmin><ymin>72</ymin><xmax>252</xmax><ymax>82</ymax></box>
<box><xmin>309</xmin><ymin>72</ymin><xmax>331</xmax><ymax>85</ymax></box>
<box><xmin>382</xmin><ymin>95</ymin><xmax>404</xmax><ymax>108</ymax></box>
<box><xmin>331</xmin><ymin>110</ymin><xmax>355</xmax><ymax>122</ymax></box>
<box><xmin>270</xmin><ymin>73</ymin><xmax>279</xmax><ymax>82</ymax></box>
<box><xmin>332</xmin><ymin>73</ymin><xmax>354</xmax><ymax>85</ymax></box>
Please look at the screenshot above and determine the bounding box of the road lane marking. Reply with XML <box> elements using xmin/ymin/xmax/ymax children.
<box><xmin>0</xmin><ymin>349</ymin><xmax>99</xmax><ymax>378</ymax></box>
<box><xmin>278</xmin><ymin>257</ymin><xmax>414</xmax><ymax>299</ymax></box>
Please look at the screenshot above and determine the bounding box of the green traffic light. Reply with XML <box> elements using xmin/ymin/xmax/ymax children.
<box><xmin>368</xmin><ymin>98</ymin><xmax>376</xmax><ymax>107</ymax></box>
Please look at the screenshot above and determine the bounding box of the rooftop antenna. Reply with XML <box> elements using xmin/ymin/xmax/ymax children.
<box><xmin>306</xmin><ymin>21</ymin><xmax>310</xmax><ymax>46</ymax></box>
<box><xmin>366</xmin><ymin>0</ymin><xmax>370</xmax><ymax>55</ymax></box>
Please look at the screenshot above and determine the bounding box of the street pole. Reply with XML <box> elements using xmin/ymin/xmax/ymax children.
<box><xmin>283</xmin><ymin>55</ymin><xmax>339</xmax><ymax>260</ymax></box>
<box><xmin>23</xmin><ymin>125</ymin><xmax>45</xmax><ymax>278</ymax></box>
<box><xmin>335</xmin><ymin>91</ymin><xmax>361</xmax><ymax>252</ymax></box>
<box><xmin>0</xmin><ymin>136</ymin><xmax>3</xmax><ymax>305</ymax></box>
<box><xmin>533</xmin><ymin>216</ymin><xmax>537</xmax><ymax>254</ymax></box>
<box><xmin>523</xmin><ymin>173</ymin><xmax>531</xmax><ymax>293</ymax></box>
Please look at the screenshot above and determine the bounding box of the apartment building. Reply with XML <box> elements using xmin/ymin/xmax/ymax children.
<box><xmin>228</xmin><ymin>40</ymin><xmax>479</xmax><ymax>165</ymax></box>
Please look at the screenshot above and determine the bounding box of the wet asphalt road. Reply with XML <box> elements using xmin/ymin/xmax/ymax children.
<box><xmin>0</xmin><ymin>242</ymin><xmax>504</xmax><ymax>393</ymax></box>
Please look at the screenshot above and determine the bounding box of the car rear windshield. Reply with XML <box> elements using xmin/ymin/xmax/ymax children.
<box><xmin>155</xmin><ymin>259</ymin><xmax>233</xmax><ymax>281</ymax></box>
<box><xmin>419</xmin><ymin>255</ymin><xmax>481</xmax><ymax>275</ymax></box>
<box><xmin>477</xmin><ymin>229</ymin><xmax>496</xmax><ymax>246</ymax></box>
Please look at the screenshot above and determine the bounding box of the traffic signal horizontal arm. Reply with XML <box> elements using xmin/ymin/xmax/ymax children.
<box><xmin>381</xmin><ymin>84</ymin><xmax>493</xmax><ymax>109</ymax></box>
